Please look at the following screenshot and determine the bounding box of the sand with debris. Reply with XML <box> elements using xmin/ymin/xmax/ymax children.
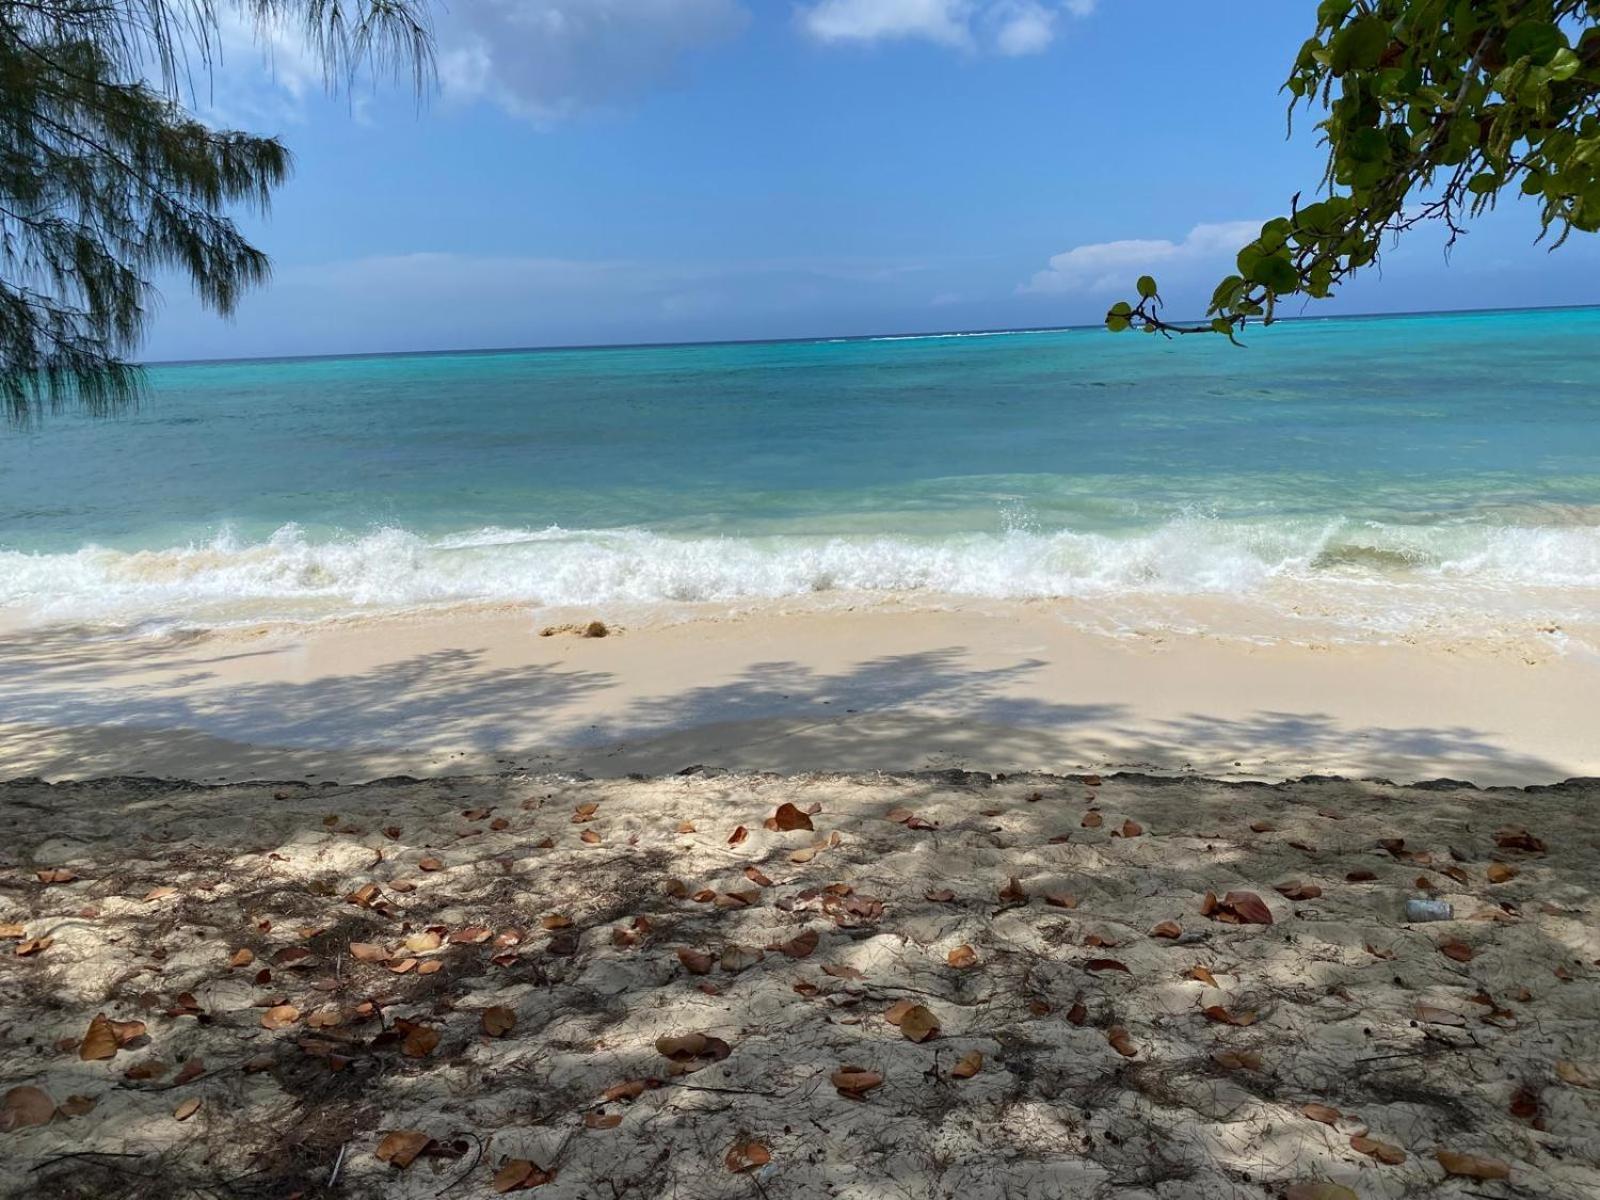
<box><xmin>1</xmin><ymin>768</ymin><xmax>1597</xmax><ymax>1198</ymax></box>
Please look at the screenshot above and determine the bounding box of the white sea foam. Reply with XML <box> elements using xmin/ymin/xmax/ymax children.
<box><xmin>3</xmin><ymin>518</ymin><xmax>1600</xmax><ymax>631</ymax></box>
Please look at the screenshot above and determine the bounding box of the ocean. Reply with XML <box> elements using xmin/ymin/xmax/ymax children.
<box><xmin>3</xmin><ymin>306</ymin><xmax>1599</xmax><ymax>642</ymax></box>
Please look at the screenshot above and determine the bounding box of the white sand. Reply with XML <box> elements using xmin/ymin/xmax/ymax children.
<box><xmin>1</xmin><ymin>601</ymin><xmax>1597</xmax><ymax>786</ymax></box>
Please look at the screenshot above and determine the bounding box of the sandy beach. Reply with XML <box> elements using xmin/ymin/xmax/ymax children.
<box><xmin>2</xmin><ymin>767</ymin><xmax>1596</xmax><ymax>1198</ymax></box>
<box><xmin>2</xmin><ymin>599</ymin><xmax>1598</xmax><ymax>788</ymax></box>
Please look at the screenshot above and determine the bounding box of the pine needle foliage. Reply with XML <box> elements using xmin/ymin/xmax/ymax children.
<box><xmin>0</xmin><ymin>1</ymin><xmax>431</xmax><ymax>421</ymax></box>
<box><xmin>1110</xmin><ymin>1</ymin><xmax>1600</xmax><ymax>341</ymax></box>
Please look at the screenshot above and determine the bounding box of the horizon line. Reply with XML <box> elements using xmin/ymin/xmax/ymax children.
<box><xmin>142</xmin><ymin>298</ymin><xmax>1600</xmax><ymax>369</ymax></box>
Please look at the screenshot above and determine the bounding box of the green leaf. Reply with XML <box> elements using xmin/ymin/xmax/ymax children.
<box><xmin>1109</xmin><ymin>300</ymin><xmax>1132</xmax><ymax>316</ymax></box>
<box><xmin>1105</xmin><ymin>314</ymin><xmax>1130</xmax><ymax>333</ymax></box>
<box><xmin>1345</xmin><ymin>127</ymin><xmax>1390</xmax><ymax>164</ymax></box>
<box><xmin>1210</xmin><ymin>317</ymin><xmax>1234</xmax><ymax>335</ymax></box>
<box><xmin>1329</xmin><ymin>16</ymin><xmax>1389</xmax><ymax>75</ymax></box>
<box><xmin>1505</xmin><ymin>21</ymin><xmax>1564</xmax><ymax>67</ymax></box>
<box><xmin>1248</xmin><ymin>255</ymin><xmax>1299</xmax><ymax>295</ymax></box>
<box><xmin>1136</xmin><ymin>275</ymin><xmax>1158</xmax><ymax>299</ymax></box>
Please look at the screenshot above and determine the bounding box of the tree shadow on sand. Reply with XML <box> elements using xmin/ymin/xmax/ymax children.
<box><xmin>1</xmin><ymin>771</ymin><xmax>1596</xmax><ymax>1199</ymax></box>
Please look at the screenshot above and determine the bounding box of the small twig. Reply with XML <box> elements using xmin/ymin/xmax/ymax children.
<box><xmin>432</xmin><ymin>1131</ymin><xmax>482</xmax><ymax>1197</ymax></box>
<box><xmin>327</xmin><ymin>1141</ymin><xmax>348</xmax><ymax>1188</ymax></box>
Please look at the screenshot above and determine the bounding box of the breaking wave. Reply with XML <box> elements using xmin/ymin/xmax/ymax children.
<box><xmin>3</xmin><ymin>516</ymin><xmax>1599</xmax><ymax>628</ymax></box>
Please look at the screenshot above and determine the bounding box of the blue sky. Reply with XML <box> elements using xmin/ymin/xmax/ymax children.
<box><xmin>147</xmin><ymin>0</ymin><xmax>1600</xmax><ymax>360</ymax></box>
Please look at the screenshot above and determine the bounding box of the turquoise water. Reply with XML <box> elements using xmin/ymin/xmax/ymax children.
<box><xmin>2</xmin><ymin>307</ymin><xmax>1599</xmax><ymax>632</ymax></box>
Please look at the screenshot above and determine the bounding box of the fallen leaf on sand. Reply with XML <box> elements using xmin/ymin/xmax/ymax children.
<box><xmin>571</xmin><ymin>802</ymin><xmax>598</xmax><ymax>823</ymax></box>
<box><xmin>831</xmin><ymin>1065</ymin><xmax>884</xmax><ymax>1098</ymax></box>
<box><xmin>36</xmin><ymin>868</ymin><xmax>76</xmax><ymax>885</ymax></box>
<box><xmin>1556</xmin><ymin>1060</ymin><xmax>1597</xmax><ymax>1088</ymax></box>
<box><xmin>1509</xmin><ymin>1085</ymin><xmax>1541</xmax><ymax>1119</ymax></box>
<box><xmin>1115</xmin><ymin>819</ymin><xmax>1143</xmax><ymax>838</ymax></box>
<box><xmin>1</xmin><ymin>1086</ymin><xmax>54</xmax><ymax>1131</ymax></box>
<box><xmin>1084</xmin><ymin>958</ymin><xmax>1130</xmax><ymax>974</ymax></box>
<box><xmin>1275</xmin><ymin>880</ymin><xmax>1322</xmax><ymax>900</ymax></box>
<box><xmin>1414</xmin><ymin>1003</ymin><xmax>1466</xmax><ymax>1027</ymax></box>
<box><xmin>1365</xmin><ymin>942</ymin><xmax>1397</xmax><ymax>960</ymax></box>
<box><xmin>1188</xmin><ymin>965</ymin><xmax>1219</xmax><ymax>987</ymax></box>
<box><xmin>672</xmin><ymin>947</ymin><xmax>710</xmax><ymax>979</ymax></box>
<box><xmin>261</xmin><ymin>1005</ymin><xmax>299</xmax><ymax>1031</ymax></box>
<box><xmin>1301</xmin><ymin>1103</ymin><xmax>1340</xmax><ymax>1126</ymax></box>
<box><xmin>228</xmin><ymin>948</ymin><xmax>254</xmax><ymax>968</ymax></box>
<box><xmin>1106</xmin><ymin>1027</ymin><xmax>1137</xmax><ymax>1058</ymax></box>
<box><xmin>80</xmin><ymin>1013</ymin><xmax>142</xmax><ymax>1060</ymax></box>
<box><xmin>399</xmin><ymin>1021</ymin><xmax>440</xmax><ymax>1057</ymax></box>
<box><xmin>1203</xmin><ymin>1005</ymin><xmax>1257</xmax><ymax>1026</ymax></box>
<box><xmin>173</xmin><ymin>1098</ymin><xmax>201</xmax><ymax>1122</ymax></box>
<box><xmin>580</xmin><ymin>830</ymin><xmax>602</xmax><ymax>845</ymax></box>
<box><xmin>1212</xmin><ymin>1049</ymin><xmax>1262</xmax><ymax>1070</ymax></box>
<box><xmin>925</xmin><ymin>888</ymin><xmax>955</xmax><ymax>902</ymax></box>
<box><xmin>947</xmin><ymin>944</ymin><xmax>978</xmax><ymax>969</ymax></box>
<box><xmin>1249</xmin><ymin>820</ymin><xmax>1275</xmax><ymax>833</ymax></box>
<box><xmin>998</xmin><ymin>877</ymin><xmax>1027</xmax><ymax>903</ymax></box>
<box><xmin>417</xmin><ymin>856</ymin><xmax>443</xmax><ymax>872</ymax></box>
<box><xmin>951</xmin><ymin>1050</ymin><xmax>983</xmax><ymax>1078</ymax></box>
<box><xmin>491</xmin><ymin>1159</ymin><xmax>552</xmax><ymax>1192</ymax></box>
<box><xmin>728</xmin><ymin>826</ymin><xmax>748</xmax><ymax>846</ymax></box>
<box><xmin>1350</xmin><ymin>1134</ymin><xmax>1406</xmax><ymax>1164</ymax></box>
<box><xmin>777</xmin><ymin>929</ymin><xmax>819</xmax><ymax>958</ymax></box>
<box><xmin>823</xmin><ymin>962</ymin><xmax>864</xmax><ymax>981</ymax></box>
<box><xmin>1494</xmin><ymin>826</ymin><xmax>1545</xmax><ymax>853</ymax></box>
<box><xmin>1149</xmin><ymin>920</ymin><xmax>1182</xmax><ymax>939</ymax></box>
<box><xmin>1202</xmin><ymin>890</ymin><xmax>1274</xmax><ymax>925</ymax></box>
<box><xmin>376</xmin><ymin>1130</ymin><xmax>433</xmax><ymax>1169</ymax></box>
<box><xmin>1081</xmin><ymin>811</ymin><xmax>1102</xmax><ymax>828</ymax></box>
<box><xmin>744</xmin><ymin>866</ymin><xmax>773</xmax><ymax>888</ymax></box>
<box><xmin>1044</xmin><ymin>892</ymin><xmax>1079</xmax><ymax>909</ymax></box>
<box><xmin>724</xmin><ymin>1141</ymin><xmax>771</xmax><ymax>1173</ymax></box>
<box><xmin>1439</xmin><ymin>939</ymin><xmax>1475</xmax><ymax>963</ymax></box>
<box><xmin>540</xmin><ymin>915</ymin><xmax>573</xmax><ymax>931</ymax></box>
<box><xmin>174</xmin><ymin>1058</ymin><xmax>204</xmax><ymax>1085</ymax></box>
<box><xmin>0</xmin><ymin>923</ymin><xmax>23</xmax><ymax>939</ymax></box>
<box><xmin>768</xmin><ymin>803</ymin><xmax>814</xmax><ymax>832</ymax></box>
<box><xmin>898</xmin><ymin>1005</ymin><xmax>940</xmax><ymax>1042</ymax></box>
<box><xmin>1435</xmin><ymin>1150</ymin><xmax>1511</xmax><ymax>1180</ymax></box>
<box><xmin>14</xmin><ymin>937</ymin><xmax>51</xmax><ymax>957</ymax></box>
<box><xmin>481</xmin><ymin>1006</ymin><xmax>516</xmax><ymax>1037</ymax></box>
<box><xmin>56</xmin><ymin>1095</ymin><xmax>96</xmax><ymax>1118</ymax></box>
<box><xmin>604</xmin><ymin>1081</ymin><xmax>648</xmax><ymax>1102</ymax></box>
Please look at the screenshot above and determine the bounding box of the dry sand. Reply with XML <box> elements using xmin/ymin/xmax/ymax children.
<box><xmin>2</xmin><ymin>600</ymin><xmax>1598</xmax><ymax>785</ymax></box>
<box><xmin>1</xmin><ymin>769</ymin><xmax>1597</xmax><ymax>1199</ymax></box>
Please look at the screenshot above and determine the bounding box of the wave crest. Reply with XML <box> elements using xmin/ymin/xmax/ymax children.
<box><xmin>3</xmin><ymin>518</ymin><xmax>1599</xmax><ymax>625</ymax></box>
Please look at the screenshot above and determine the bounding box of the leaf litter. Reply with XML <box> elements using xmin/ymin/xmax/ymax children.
<box><xmin>0</xmin><ymin>771</ymin><xmax>1595</xmax><ymax>1198</ymax></box>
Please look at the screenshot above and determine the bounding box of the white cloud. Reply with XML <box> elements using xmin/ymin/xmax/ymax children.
<box><xmin>798</xmin><ymin>0</ymin><xmax>1094</xmax><ymax>55</ymax></box>
<box><xmin>435</xmin><ymin>0</ymin><xmax>748</xmax><ymax>122</ymax></box>
<box><xmin>1020</xmin><ymin>221</ymin><xmax>1263</xmax><ymax>295</ymax></box>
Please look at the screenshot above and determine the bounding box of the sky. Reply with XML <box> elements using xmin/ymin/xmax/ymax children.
<box><xmin>145</xmin><ymin>0</ymin><xmax>1600</xmax><ymax>361</ymax></box>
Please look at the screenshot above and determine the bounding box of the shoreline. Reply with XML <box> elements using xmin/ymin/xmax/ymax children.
<box><xmin>3</xmin><ymin>599</ymin><xmax>1596</xmax><ymax>787</ymax></box>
